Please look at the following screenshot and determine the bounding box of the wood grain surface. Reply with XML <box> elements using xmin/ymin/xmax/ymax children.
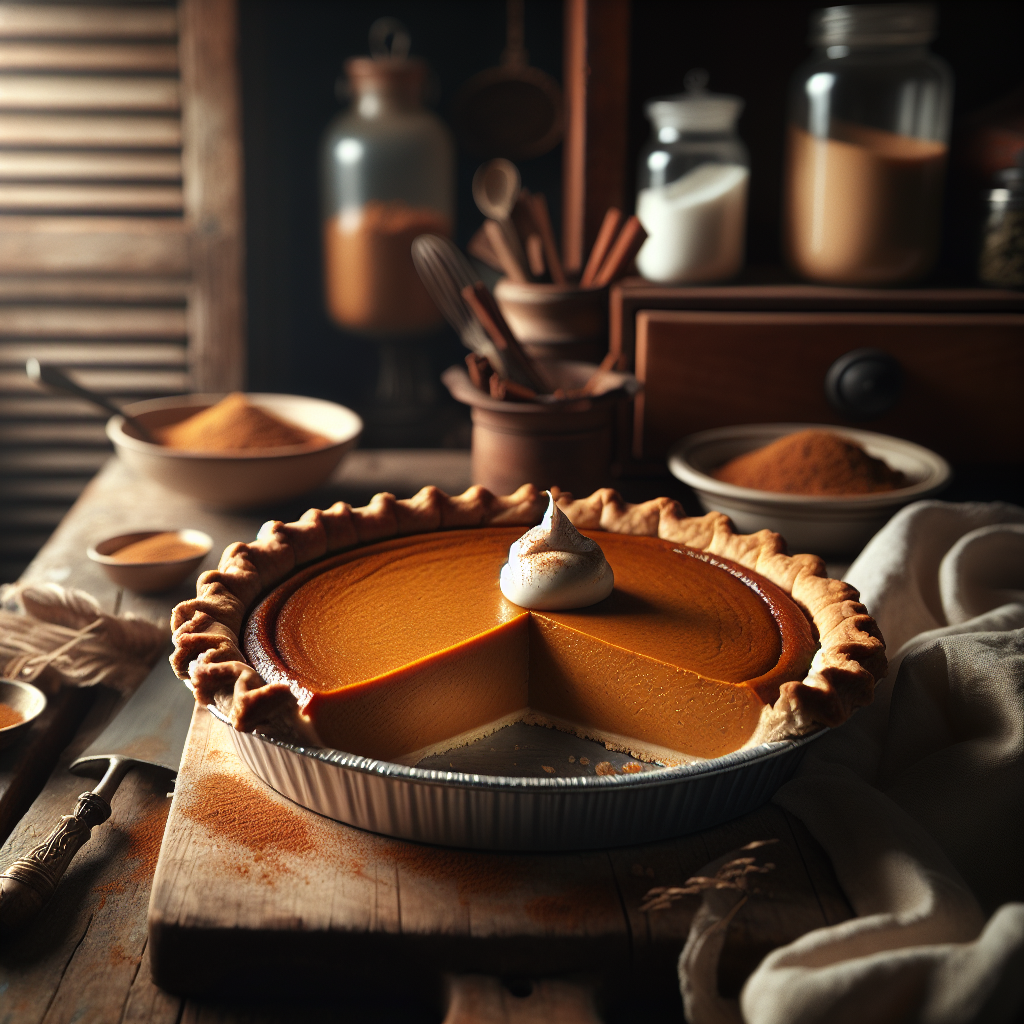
<box><xmin>0</xmin><ymin>451</ymin><xmax>856</xmax><ymax>1022</ymax></box>
<box><xmin>148</xmin><ymin>702</ymin><xmax>851</xmax><ymax>1019</ymax></box>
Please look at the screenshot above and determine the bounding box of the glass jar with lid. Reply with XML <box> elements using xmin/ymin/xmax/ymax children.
<box><xmin>635</xmin><ymin>71</ymin><xmax>749</xmax><ymax>284</ymax></box>
<box><xmin>321</xmin><ymin>19</ymin><xmax>454</xmax><ymax>335</ymax></box>
<box><xmin>784</xmin><ymin>3</ymin><xmax>953</xmax><ymax>286</ymax></box>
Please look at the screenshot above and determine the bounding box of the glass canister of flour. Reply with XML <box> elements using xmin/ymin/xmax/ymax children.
<box><xmin>784</xmin><ymin>4</ymin><xmax>953</xmax><ymax>286</ymax></box>
<box><xmin>635</xmin><ymin>72</ymin><xmax>749</xmax><ymax>284</ymax></box>
<box><xmin>321</xmin><ymin>20</ymin><xmax>454</xmax><ymax>334</ymax></box>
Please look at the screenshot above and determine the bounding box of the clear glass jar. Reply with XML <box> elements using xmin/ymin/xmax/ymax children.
<box><xmin>784</xmin><ymin>4</ymin><xmax>953</xmax><ymax>286</ymax></box>
<box><xmin>978</xmin><ymin>164</ymin><xmax>1024</xmax><ymax>289</ymax></box>
<box><xmin>635</xmin><ymin>72</ymin><xmax>749</xmax><ymax>283</ymax></box>
<box><xmin>321</xmin><ymin>21</ymin><xmax>454</xmax><ymax>335</ymax></box>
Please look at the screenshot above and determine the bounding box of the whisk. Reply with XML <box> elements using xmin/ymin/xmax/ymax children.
<box><xmin>411</xmin><ymin>235</ymin><xmax>507</xmax><ymax>376</ymax></box>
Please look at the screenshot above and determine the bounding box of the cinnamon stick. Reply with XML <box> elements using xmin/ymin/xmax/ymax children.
<box><xmin>465</xmin><ymin>352</ymin><xmax>492</xmax><ymax>390</ymax></box>
<box><xmin>460</xmin><ymin>282</ymin><xmax>548</xmax><ymax>393</ymax></box>
<box><xmin>580</xmin><ymin>208</ymin><xmax>623</xmax><ymax>287</ymax></box>
<box><xmin>592</xmin><ymin>215</ymin><xmax>647</xmax><ymax>288</ymax></box>
<box><xmin>581</xmin><ymin>350</ymin><xmax>620</xmax><ymax>394</ymax></box>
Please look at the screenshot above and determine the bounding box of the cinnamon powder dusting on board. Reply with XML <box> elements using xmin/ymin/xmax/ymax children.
<box><xmin>713</xmin><ymin>429</ymin><xmax>907</xmax><ymax>496</ymax></box>
<box><xmin>155</xmin><ymin>393</ymin><xmax>329</xmax><ymax>452</ymax></box>
<box><xmin>0</xmin><ymin>703</ymin><xmax>24</xmax><ymax>729</ymax></box>
<box><xmin>178</xmin><ymin>768</ymin><xmax>318</xmax><ymax>870</ymax></box>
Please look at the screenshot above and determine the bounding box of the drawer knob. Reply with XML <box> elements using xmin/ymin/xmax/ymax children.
<box><xmin>825</xmin><ymin>348</ymin><xmax>904</xmax><ymax>419</ymax></box>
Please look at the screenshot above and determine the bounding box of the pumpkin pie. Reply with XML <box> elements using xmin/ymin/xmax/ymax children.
<box><xmin>170</xmin><ymin>485</ymin><xmax>886</xmax><ymax>765</ymax></box>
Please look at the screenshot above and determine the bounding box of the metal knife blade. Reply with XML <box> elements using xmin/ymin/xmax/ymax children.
<box><xmin>0</xmin><ymin>653</ymin><xmax>195</xmax><ymax>932</ymax></box>
<box><xmin>71</xmin><ymin>652</ymin><xmax>194</xmax><ymax>776</ymax></box>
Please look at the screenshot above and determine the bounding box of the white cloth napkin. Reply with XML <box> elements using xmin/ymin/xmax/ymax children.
<box><xmin>684</xmin><ymin>501</ymin><xmax>1024</xmax><ymax>1024</ymax></box>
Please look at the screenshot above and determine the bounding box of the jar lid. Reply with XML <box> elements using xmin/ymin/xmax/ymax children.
<box><xmin>645</xmin><ymin>92</ymin><xmax>743</xmax><ymax>133</ymax></box>
<box><xmin>344</xmin><ymin>17</ymin><xmax>427</xmax><ymax>95</ymax></box>
<box><xmin>811</xmin><ymin>4</ymin><xmax>937</xmax><ymax>47</ymax></box>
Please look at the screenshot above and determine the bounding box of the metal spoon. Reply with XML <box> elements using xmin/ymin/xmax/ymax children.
<box><xmin>472</xmin><ymin>159</ymin><xmax>528</xmax><ymax>278</ymax></box>
<box><xmin>25</xmin><ymin>358</ymin><xmax>157</xmax><ymax>442</ymax></box>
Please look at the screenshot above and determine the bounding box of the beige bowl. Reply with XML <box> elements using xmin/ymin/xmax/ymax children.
<box><xmin>668</xmin><ymin>423</ymin><xmax>952</xmax><ymax>556</ymax></box>
<box><xmin>88</xmin><ymin>529</ymin><xmax>214</xmax><ymax>593</ymax></box>
<box><xmin>0</xmin><ymin>679</ymin><xmax>47</xmax><ymax>750</ymax></box>
<box><xmin>493</xmin><ymin>278</ymin><xmax>608</xmax><ymax>363</ymax></box>
<box><xmin>106</xmin><ymin>393</ymin><xmax>363</xmax><ymax>510</ymax></box>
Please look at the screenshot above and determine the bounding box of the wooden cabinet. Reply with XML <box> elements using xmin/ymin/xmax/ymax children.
<box><xmin>609</xmin><ymin>281</ymin><xmax>1024</xmax><ymax>469</ymax></box>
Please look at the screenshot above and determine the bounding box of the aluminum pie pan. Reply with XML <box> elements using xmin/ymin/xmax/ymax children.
<box><xmin>210</xmin><ymin>705</ymin><xmax>825</xmax><ymax>851</ymax></box>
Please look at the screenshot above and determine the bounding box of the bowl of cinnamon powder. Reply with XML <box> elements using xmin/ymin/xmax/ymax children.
<box><xmin>0</xmin><ymin>679</ymin><xmax>46</xmax><ymax>750</ymax></box>
<box><xmin>668</xmin><ymin>424</ymin><xmax>951</xmax><ymax>555</ymax></box>
<box><xmin>106</xmin><ymin>392</ymin><xmax>362</xmax><ymax>509</ymax></box>
<box><xmin>88</xmin><ymin>529</ymin><xmax>214</xmax><ymax>593</ymax></box>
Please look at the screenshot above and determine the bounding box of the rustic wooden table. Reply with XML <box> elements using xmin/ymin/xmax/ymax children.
<box><xmin>0</xmin><ymin>453</ymin><xmax>852</xmax><ymax>1023</ymax></box>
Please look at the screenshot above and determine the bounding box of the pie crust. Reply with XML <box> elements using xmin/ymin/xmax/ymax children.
<box><xmin>169</xmin><ymin>484</ymin><xmax>886</xmax><ymax>755</ymax></box>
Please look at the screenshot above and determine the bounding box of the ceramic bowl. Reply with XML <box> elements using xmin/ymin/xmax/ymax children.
<box><xmin>668</xmin><ymin>423</ymin><xmax>952</xmax><ymax>556</ymax></box>
<box><xmin>106</xmin><ymin>393</ymin><xmax>363</xmax><ymax>510</ymax></box>
<box><xmin>493</xmin><ymin>278</ymin><xmax>608</xmax><ymax>363</ymax></box>
<box><xmin>88</xmin><ymin>529</ymin><xmax>214</xmax><ymax>593</ymax></box>
<box><xmin>0</xmin><ymin>679</ymin><xmax>47</xmax><ymax>750</ymax></box>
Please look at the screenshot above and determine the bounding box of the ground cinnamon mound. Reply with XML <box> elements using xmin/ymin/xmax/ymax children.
<box><xmin>155</xmin><ymin>393</ymin><xmax>328</xmax><ymax>452</ymax></box>
<box><xmin>712</xmin><ymin>429</ymin><xmax>907</xmax><ymax>496</ymax></box>
<box><xmin>0</xmin><ymin>703</ymin><xmax>24</xmax><ymax>729</ymax></box>
<box><xmin>110</xmin><ymin>532</ymin><xmax>207</xmax><ymax>564</ymax></box>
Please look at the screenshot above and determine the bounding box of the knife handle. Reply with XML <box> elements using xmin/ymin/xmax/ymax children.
<box><xmin>0</xmin><ymin>791</ymin><xmax>111</xmax><ymax>932</ymax></box>
<box><xmin>0</xmin><ymin>757</ymin><xmax>130</xmax><ymax>933</ymax></box>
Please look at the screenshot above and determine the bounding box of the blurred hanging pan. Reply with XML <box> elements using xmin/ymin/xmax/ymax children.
<box><xmin>454</xmin><ymin>0</ymin><xmax>563</xmax><ymax>160</ymax></box>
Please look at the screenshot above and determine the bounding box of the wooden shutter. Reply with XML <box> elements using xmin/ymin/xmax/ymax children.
<box><xmin>0</xmin><ymin>0</ymin><xmax>244</xmax><ymax>581</ymax></box>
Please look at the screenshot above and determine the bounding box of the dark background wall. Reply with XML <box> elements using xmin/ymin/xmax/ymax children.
<box><xmin>240</xmin><ymin>1</ymin><xmax>1023</xmax><ymax>438</ymax></box>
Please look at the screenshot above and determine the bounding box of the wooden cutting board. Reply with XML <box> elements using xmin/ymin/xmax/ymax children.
<box><xmin>148</xmin><ymin>708</ymin><xmax>851</xmax><ymax>1017</ymax></box>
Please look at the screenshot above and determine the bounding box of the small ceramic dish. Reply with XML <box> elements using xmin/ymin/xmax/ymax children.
<box><xmin>668</xmin><ymin>423</ymin><xmax>951</xmax><ymax>556</ymax></box>
<box><xmin>0</xmin><ymin>679</ymin><xmax>47</xmax><ymax>750</ymax></box>
<box><xmin>106</xmin><ymin>393</ymin><xmax>363</xmax><ymax>510</ymax></box>
<box><xmin>88</xmin><ymin>529</ymin><xmax>214</xmax><ymax>593</ymax></box>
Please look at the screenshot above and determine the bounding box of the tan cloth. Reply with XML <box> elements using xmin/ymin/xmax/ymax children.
<box><xmin>742</xmin><ymin>501</ymin><xmax>1024</xmax><ymax>1024</ymax></box>
<box><xmin>681</xmin><ymin>501</ymin><xmax>1024</xmax><ymax>1024</ymax></box>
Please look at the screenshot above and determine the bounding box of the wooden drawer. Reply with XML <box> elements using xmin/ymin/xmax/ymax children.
<box><xmin>632</xmin><ymin>310</ymin><xmax>1024</xmax><ymax>465</ymax></box>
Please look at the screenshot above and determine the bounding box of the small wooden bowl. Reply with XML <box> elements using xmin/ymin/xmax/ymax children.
<box><xmin>88</xmin><ymin>529</ymin><xmax>214</xmax><ymax>594</ymax></box>
<box><xmin>0</xmin><ymin>679</ymin><xmax>47</xmax><ymax>750</ymax></box>
<box><xmin>493</xmin><ymin>278</ymin><xmax>608</xmax><ymax>363</ymax></box>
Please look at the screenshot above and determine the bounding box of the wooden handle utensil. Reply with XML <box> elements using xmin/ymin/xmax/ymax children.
<box><xmin>580</xmin><ymin>208</ymin><xmax>623</xmax><ymax>288</ymax></box>
<box><xmin>483</xmin><ymin>220</ymin><xmax>529</xmax><ymax>283</ymax></box>
<box><xmin>527</xmin><ymin>193</ymin><xmax>566</xmax><ymax>284</ymax></box>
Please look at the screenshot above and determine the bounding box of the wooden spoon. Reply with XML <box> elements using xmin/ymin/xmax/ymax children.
<box><xmin>472</xmin><ymin>159</ymin><xmax>528</xmax><ymax>278</ymax></box>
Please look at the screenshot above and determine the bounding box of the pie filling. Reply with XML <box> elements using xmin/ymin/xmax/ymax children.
<box><xmin>243</xmin><ymin>528</ymin><xmax>817</xmax><ymax>765</ymax></box>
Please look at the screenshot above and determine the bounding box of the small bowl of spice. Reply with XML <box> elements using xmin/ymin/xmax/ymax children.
<box><xmin>0</xmin><ymin>679</ymin><xmax>47</xmax><ymax>750</ymax></box>
<box><xmin>106</xmin><ymin>392</ymin><xmax>363</xmax><ymax>509</ymax></box>
<box><xmin>668</xmin><ymin>424</ymin><xmax>951</xmax><ymax>555</ymax></box>
<box><xmin>88</xmin><ymin>529</ymin><xmax>213</xmax><ymax>594</ymax></box>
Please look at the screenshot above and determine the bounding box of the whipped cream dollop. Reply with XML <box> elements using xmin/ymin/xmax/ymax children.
<box><xmin>499</xmin><ymin>493</ymin><xmax>614</xmax><ymax>610</ymax></box>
